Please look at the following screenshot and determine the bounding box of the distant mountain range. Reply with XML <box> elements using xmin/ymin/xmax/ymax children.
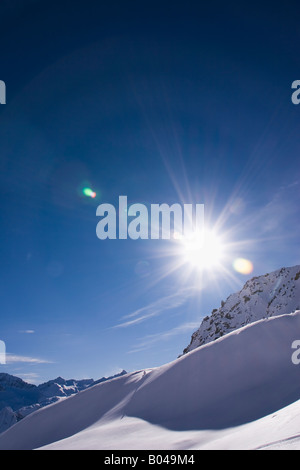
<box><xmin>1</xmin><ymin>265</ymin><xmax>300</xmax><ymax>449</ymax></box>
<box><xmin>0</xmin><ymin>310</ymin><xmax>300</xmax><ymax>450</ymax></box>
<box><xmin>182</xmin><ymin>265</ymin><xmax>300</xmax><ymax>354</ymax></box>
<box><xmin>0</xmin><ymin>370</ymin><xmax>127</xmax><ymax>434</ymax></box>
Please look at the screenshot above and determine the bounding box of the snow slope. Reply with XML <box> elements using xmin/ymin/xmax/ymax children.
<box><xmin>0</xmin><ymin>371</ymin><xmax>127</xmax><ymax>434</ymax></box>
<box><xmin>0</xmin><ymin>311</ymin><xmax>299</xmax><ymax>450</ymax></box>
<box><xmin>183</xmin><ymin>265</ymin><xmax>300</xmax><ymax>354</ymax></box>
<box><xmin>40</xmin><ymin>399</ymin><xmax>300</xmax><ymax>451</ymax></box>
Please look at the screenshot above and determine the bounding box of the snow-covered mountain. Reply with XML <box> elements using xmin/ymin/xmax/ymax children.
<box><xmin>183</xmin><ymin>265</ymin><xmax>300</xmax><ymax>354</ymax></box>
<box><xmin>0</xmin><ymin>311</ymin><xmax>299</xmax><ymax>450</ymax></box>
<box><xmin>0</xmin><ymin>371</ymin><xmax>127</xmax><ymax>434</ymax></box>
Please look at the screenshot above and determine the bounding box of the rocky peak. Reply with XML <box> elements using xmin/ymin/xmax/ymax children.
<box><xmin>183</xmin><ymin>265</ymin><xmax>300</xmax><ymax>354</ymax></box>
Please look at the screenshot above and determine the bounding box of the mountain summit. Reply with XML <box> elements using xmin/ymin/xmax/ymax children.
<box><xmin>183</xmin><ymin>265</ymin><xmax>300</xmax><ymax>355</ymax></box>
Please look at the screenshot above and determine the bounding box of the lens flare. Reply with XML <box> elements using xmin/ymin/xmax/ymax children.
<box><xmin>83</xmin><ymin>188</ymin><xmax>96</xmax><ymax>198</ymax></box>
<box><xmin>233</xmin><ymin>258</ymin><xmax>253</xmax><ymax>275</ymax></box>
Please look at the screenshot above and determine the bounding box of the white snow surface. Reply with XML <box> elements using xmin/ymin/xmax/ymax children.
<box><xmin>0</xmin><ymin>371</ymin><xmax>127</xmax><ymax>434</ymax></box>
<box><xmin>0</xmin><ymin>311</ymin><xmax>300</xmax><ymax>450</ymax></box>
<box><xmin>183</xmin><ymin>265</ymin><xmax>300</xmax><ymax>354</ymax></box>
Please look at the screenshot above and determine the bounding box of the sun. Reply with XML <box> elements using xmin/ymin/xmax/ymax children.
<box><xmin>179</xmin><ymin>229</ymin><xmax>225</xmax><ymax>272</ymax></box>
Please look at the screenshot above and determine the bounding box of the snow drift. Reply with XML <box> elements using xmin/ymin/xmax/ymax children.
<box><xmin>0</xmin><ymin>371</ymin><xmax>127</xmax><ymax>434</ymax></box>
<box><xmin>0</xmin><ymin>311</ymin><xmax>300</xmax><ymax>450</ymax></box>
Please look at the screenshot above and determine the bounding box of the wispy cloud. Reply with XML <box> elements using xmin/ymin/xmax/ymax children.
<box><xmin>222</xmin><ymin>184</ymin><xmax>300</xmax><ymax>254</ymax></box>
<box><xmin>19</xmin><ymin>330</ymin><xmax>35</xmax><ymax>334</ymax></box>
<box><xmin>112</xmin><ymin>287</ymin><xmax>196</xmax><ymax>329</ymax></box>
<box><xmin>127</xmin><ymin>321</ymin><xmax>200</xmax><ymax>354</ymax></box>
<box><xmin>16</xmin><ymin>373</ymin><xmax>40</xmax><ymax>384</ymax></box>
<box><xmin>6</xmin><ymin>354</ymin><xmax>53</xmax><ymax>364</ymax></box>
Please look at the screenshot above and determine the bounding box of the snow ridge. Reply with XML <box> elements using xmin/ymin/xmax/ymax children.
<box><xmin>183</xmin><ymin>265</ymin><xmax>300</xmax><ymax>354</ymax></box>
<box><xmin>0</xmin><ymin>371</ymin><xmax>127</xmax><ymax>434</ymax></box>
<box><xmin>0</xmin><ymin>311</ymin><xmax>300</xmax><ymax>450</ymax></box>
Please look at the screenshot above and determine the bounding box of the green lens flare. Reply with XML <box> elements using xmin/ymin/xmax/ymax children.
<box><xmin>83</xmin><ymin>187</ymin><xmax>96</xmax><ymax>198</ymax></box>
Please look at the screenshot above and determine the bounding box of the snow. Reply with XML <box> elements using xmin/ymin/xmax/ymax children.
<box><xmin>183</xmin><ymin>264</ymin><xmax>300</xmax><ymax>353</ymax></box>
<box><xmin>40</xmin><ymin>400</ymin><xmax>300</xmax><ymax>450</ymax></box>
<box><xmin>0</xmin><ymin>311</ymin><xmax>299</xmax><ymax>450</ymax></box>
<box><xmin>0</xmin><ymin>370</ymin><xmax>127</xmax><ymax>434</ymax></box>
<box><xmin>0</xmin><ymin>407</ymin><xmax>17</xmax><ymax>434</ymax></box>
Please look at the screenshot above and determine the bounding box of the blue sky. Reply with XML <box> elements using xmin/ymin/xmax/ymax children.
<box><xmin>0</xmin><ymin>0</ymin><xmax>299</xmax><ymax>383</ymax></box>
